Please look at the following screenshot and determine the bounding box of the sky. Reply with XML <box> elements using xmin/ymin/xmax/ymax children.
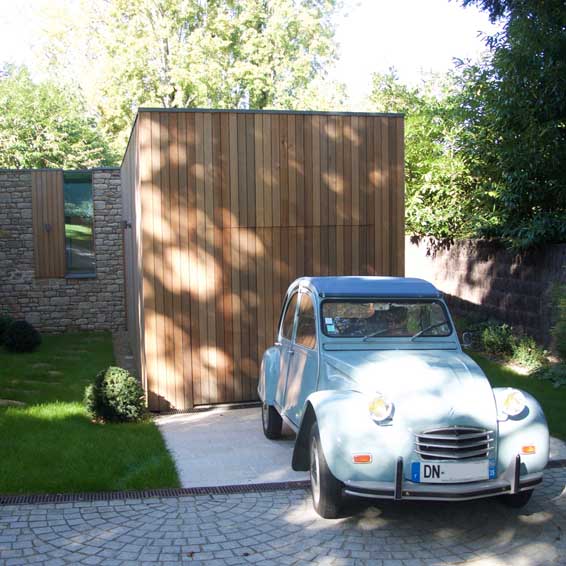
<box><xmin>331</xmin><ymin>0</ymin><xmax>502</xmax><ymax>105</ymax></box>
<box><xmin>0</xmin><ymin>0</ymin><xmax>501</xmax><ymax>104</ymax></box>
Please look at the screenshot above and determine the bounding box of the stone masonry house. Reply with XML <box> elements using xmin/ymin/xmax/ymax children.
<box><xmin>0</xmin><ymin>168</ymin><xmax>125</xmax><ymax>333</ymax></box>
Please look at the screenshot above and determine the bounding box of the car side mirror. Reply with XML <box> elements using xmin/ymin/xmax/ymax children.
<box><xmin>461</xmin><ymin>332</ymin><xmax>473</xmax><ymax>349</ymax></box>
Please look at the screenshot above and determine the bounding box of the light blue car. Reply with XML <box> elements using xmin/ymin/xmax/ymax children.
<box><xmin>258</xmin><ymin>276</ymin><xmax>550</xmax><ymax>518</ymax></box>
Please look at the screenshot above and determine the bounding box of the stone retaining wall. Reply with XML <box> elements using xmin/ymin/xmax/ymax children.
<box><xmin>405</xmin><ymin>236</ymin><xmax>566</xmax><ymax>346</ymax></box>
<box><xmin>0</xmin><ymin>168</ymin><xmax>125</xmax><ymax>333</ymax></box>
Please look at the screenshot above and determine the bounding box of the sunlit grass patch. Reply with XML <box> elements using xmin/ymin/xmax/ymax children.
<box><xmin>470</xmin><ymin>352</ymin><xmax>566</xmax><ymax>440</ymax></box>
<box><xmin>0</xmin><ymin>332</ymin><xmax>179</xmax><ymax>494</ymax></box>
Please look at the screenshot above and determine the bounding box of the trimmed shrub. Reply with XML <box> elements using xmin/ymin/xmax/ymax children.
<box><xmin>481</xmin><ymin>322</ymin><xmax>515</xmax><ymax>356</ymax></box>
<box><xmin>3</xmin><ymin>320</ymin><xmax>41</xmax><ymax>353</ymax></box>
<box><xmin>85</xmin><ymin>366</ymin><xmax>146</xmax><ymax>422</ymax></box>
<box><xmin>511</xmin><ymin>336</ymin><xmax>548</xmax><ymax>371</ymax></box>
<box><xmin>554</xmin><ymin>318</ymin><xmax>566</xmax><ymax>362</ymax></box>
<box><xmin>0</xmin><ymin>315</ymin><xmax>14</xmax><ymax>345</ymax></box>
<box><xmin>552</xmin><ymin>287</ymin><xmax>566</xmax><ymax>361</ymax></box>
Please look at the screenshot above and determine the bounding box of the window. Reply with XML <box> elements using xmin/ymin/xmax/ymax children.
<box><xmin>296</xmin><ymin>293</ymin><xmax>317</xmax><ymax>349</ymax></box>
<box><xmin>281</xmin><ymin>293</ymin><xmax>298</xmax><ymax>340</ymax></box>
<box><xmin>64</xmin><ymin>172</ymin><xmax>95</xmax><ymax>276</ymax></box>
<box><xmin>321</xmin><ymin>299</ymin><xmax>452</xmax><ymax>338</ymax></box>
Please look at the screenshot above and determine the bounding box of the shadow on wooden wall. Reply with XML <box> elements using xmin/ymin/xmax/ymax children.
<box><xmin>123</xmin><ymin>109</ymin><xmax>405</xmax><ymax>411</ymax></box>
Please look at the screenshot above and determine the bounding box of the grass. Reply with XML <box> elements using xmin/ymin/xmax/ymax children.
<box><xmin>470</xmin><ymin>351</ymin><xmax>566</xmax><ymax>440</ymax></box>
<box><xmin>65</xmin><ymin>223</ymin><xmax>92</xmax><ymax>242</ymax></box>
<box><xmin>0</xmin><ymin>332</ymin><xmax>179</xmax><ymax>494</ymax></box>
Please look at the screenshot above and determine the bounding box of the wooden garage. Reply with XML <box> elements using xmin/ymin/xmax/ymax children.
<box><xmin>121</xmin><ymin>108</ymin><xmax>404</xmax><ymax>411</ymax></box>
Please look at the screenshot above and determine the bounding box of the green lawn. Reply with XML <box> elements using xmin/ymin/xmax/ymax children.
<box><xmin>470</xmin><ymin>352</ymin><xmax>566</xmax><ymax>440</ymax></box>
<box><xmin>0</xmin><ymin>332</ymin><xmax>179</xmax><ymax>494</ymax></box>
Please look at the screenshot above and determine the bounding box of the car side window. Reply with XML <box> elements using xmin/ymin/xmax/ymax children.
<box><xmin>281</xmin><ymin>293</ymin><xmax>298</xmax><ymax>340</ymax></box>
<box><xmin>295</xmin><ymin>293</ymin><xmax>317</xmax><ymax>349</ymax></box>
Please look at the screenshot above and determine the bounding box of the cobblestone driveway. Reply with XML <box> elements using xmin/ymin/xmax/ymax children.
<box><xmin>1</xmin><ymin>466</ymin><xmax>565</xmax><ymax>566</ymax></box>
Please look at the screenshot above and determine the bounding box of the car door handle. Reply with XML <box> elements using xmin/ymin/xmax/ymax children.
<box><xmin>288</xmin><ymin>349</ymin><xmax>295</xmax><ymax>355</ymax></box>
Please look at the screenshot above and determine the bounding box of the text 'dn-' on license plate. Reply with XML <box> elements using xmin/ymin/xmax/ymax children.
<box><xmin>411</xmin><ymin>460</ymin><xmax>489</xmax><ymax>483</ymax></box>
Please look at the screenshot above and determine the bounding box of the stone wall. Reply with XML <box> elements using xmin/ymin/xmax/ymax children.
<box><xmin>0</xmin><ymin>168</ymin><xmax>126</xmax><ymax>333</ymax></box>
<box><xmin>405</xmin><ymin>236</ymin><xmax>566</xmax><ymax>346</ymax></box>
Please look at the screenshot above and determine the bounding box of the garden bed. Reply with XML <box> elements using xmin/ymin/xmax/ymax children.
<box><xmin>0</xmin><ymin>332</ymin><xmax>179</xmax><ymax>494</ymax></box>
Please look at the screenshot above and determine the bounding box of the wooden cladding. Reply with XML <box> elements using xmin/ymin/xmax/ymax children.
<box><xmin>121</xmin><ymin>119</ymin><xmax>146</xmax><ymax>392</ymax></box>
<box><xmin>31</xmin><ymin>170</ymin><xmax>66</xmax><ymax>278</ymax></box>
<box><xmin>122</xmin><ymin>109</ymin><xmax>404</xmax><ymax>411</ymax></box>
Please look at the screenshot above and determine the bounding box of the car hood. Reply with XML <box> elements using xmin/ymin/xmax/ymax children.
<box><xmin>322</xmin><ymin>349</ymin><xmax>498</xmax><ymax>431</ymax></box>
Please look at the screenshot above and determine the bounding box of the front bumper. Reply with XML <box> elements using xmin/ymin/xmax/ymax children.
<box><xmin>343</xmin><ymin>455</ymin><xmax>543</xmax><ymax>502</ymax></box>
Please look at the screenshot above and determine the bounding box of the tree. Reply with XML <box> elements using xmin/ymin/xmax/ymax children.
<box><xmin>0</xmin><ymin>66</ymin><xmax>117</xmax><ymax>169</ymax></box>
<box><xmin>458</xmin><ymin>0</ymin><xmax>566</xmax><ymax>248</ymax></box>
<box><xmin>368</xmin><ymin>70</ymin><xmax>482</xmax><ymax>240</ymax></box>
<box><xmin>32</xmin><ymin>0</ymin><xmax>342</xmax><ymax>154</ymax></box>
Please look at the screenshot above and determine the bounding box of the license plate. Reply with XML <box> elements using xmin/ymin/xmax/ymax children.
<box><xmin>411</xmin><ymin>460</ymin><xmax>490</xmax><ymax>483</ymax></box>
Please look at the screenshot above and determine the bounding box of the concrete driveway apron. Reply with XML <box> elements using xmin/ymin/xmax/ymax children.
<box><xmin>155</xmin><ymin>406</ymin><xmax>309</xmax><ymax>488</ymax></box>
<box><xmin>156</xmin><ymin>405</ymin><xmax>566</xmax><ymax>490</ymax></box>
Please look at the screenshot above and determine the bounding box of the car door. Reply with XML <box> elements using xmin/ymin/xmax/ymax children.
<box><xmin>274</xmin><ymin>291</ymin><xmax>299</xmax><ymax>410</ymax></box>
<box><xmin>283</xmin><ymin>290</ymin><xmax>319</xmax><ymax>426</ymax></box>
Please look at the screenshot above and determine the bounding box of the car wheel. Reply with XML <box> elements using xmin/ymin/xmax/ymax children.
<box><xmin>499</xmin><ymin>489</ymin><xmax>533</xmax><ymax>508</ymax></box>
<box><xmin>261</xmin><ymin>402</ymin><xmax>282</xmax><ymax>439</ymax></box>
<box><xmin>309</xmin><ymin>422</ymin><xmax>343</xmax><ymax>518</ymax></box>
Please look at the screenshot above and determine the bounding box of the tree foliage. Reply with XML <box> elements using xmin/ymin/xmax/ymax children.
<box><xmin>0</xmin><ymin>66</ymin><xmax>116</xmax><ymax>169</ymax></box>
<box><xmin>458</xmin><ymin>0</ymin><xmax>566</xmax><ymax>248</ymax></box>
<box><xmin>369</xmin><ymin>0</ymin><xmax>566</xmax><ymax>249</ymax></box>
<box><xmin>368</xmin><ymin>71</ymin><xmax>481</xmax><ymax>240</ymax></box>
<box><xmin>34</xmin><ymin>0</ymin><xmax>342</xmax><ymax>153</ymax></box>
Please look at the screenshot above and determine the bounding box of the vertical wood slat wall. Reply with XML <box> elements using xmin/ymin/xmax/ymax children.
<box><xmin>122</xmin><ymin>109</ymin><xmax>404</xmax><ymax>411</ymax></box>
<box><xmin>31</xmin><ymin>170</ymin><xmax>66</xmax><ymax>278</ymax></box>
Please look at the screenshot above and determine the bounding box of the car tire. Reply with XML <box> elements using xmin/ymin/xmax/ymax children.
<box><xmin>499</xmin><ymin>489</ymin><xmax>533</xmax><ymax>508</ymax></box>
<box><xmin>309</xmin><ymin>422</ymin><xmax>343</xmax><ymax>518</ymax></box>
<box><xmin>261</xmin><ymin>402</ymin><xmax>282</xmax><ymax>439</ymax></box>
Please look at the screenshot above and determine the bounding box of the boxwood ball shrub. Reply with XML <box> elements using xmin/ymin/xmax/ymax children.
<box><xmin>85</xmin><ymin>366</ymin><xmax>146</xmax><ymax>422</ymax></box>
<box><xmin>0</xmin><ymin>315</ymin><xmax>14</xmax><ymax>345</ymax></box>
<box><xmin>3</xmin><ymin>320</ymin><xmax>41</xmax><ymax>353</ymax></box>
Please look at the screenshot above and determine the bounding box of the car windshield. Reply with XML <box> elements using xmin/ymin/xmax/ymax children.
<box><xmin>321</xmin><ymin>299</ymin><xmax>452</xmax><ymax>338</ymax></box>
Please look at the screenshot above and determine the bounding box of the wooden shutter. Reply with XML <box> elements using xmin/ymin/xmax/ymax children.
<box><xmin>31</xmin><ymin>170</ymin><xmax>66</xmax><ymax>278</ymax></box>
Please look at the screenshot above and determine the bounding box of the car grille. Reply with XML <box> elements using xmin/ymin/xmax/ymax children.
<box><xmin>415</xmin><ymin>426</ymin><xmax>494</xmax><ymax>461</ymax></box>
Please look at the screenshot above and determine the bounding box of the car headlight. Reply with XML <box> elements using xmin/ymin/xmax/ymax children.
<box><xmin>501</xmin><ymin>388</ymin><xmax>526</xmax><ymax>417</ymax></box>
<box><xmin>368</xmin><ymin>393</ymin><xmax>393</xmax><ymax>422</ymax></box>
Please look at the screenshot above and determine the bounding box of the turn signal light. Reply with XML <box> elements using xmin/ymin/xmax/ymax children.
<box><xmin>352</xmin><ymin>454</ymin><xmax>372</xmax><ymax>464</ymax></box>
<box><xmin>521</xmin><ymin>445</ymin><xmax>536</xmax><ymax>455</ymax></box>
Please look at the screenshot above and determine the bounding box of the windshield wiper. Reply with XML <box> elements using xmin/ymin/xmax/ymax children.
<box><xmin>410</xmin><ymin>320</ymin><xmax>449</xmax><ymax>341</ymax></box>
<box><xmin>362</xmin><ymin>328</ymin><xmax>391</xmax><ymax>342</ymax></box>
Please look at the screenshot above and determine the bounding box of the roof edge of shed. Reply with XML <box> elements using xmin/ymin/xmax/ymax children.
<box><xmin>137</xmin><ymin>107</ymin><xmax>404</xmax><ymax>118</ymax></box>
<box><xmin>121</xmin><ymin>107</ymin><xmax>405</xmax><ymax>168</ymax></box>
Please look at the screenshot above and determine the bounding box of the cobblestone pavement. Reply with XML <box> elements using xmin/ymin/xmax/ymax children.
<box><xmin>1</xmin><ymin>467</ymin><xmax>565</xmax><ymax>566</ymax></box>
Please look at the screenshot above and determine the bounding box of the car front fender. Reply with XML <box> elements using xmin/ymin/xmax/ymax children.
<box><xmin>292</xmin><ymin>390</ymin><xmax>406</xmax><ymax>483</ymax></box>
<box><xmin>257</xmin><ymin>346</ymin><xmax>280</xmax><ymax>405</ymax></box>
<box><xmin>493</xmin><ymin>388</ymin><xmax>549</xmax><ymax>474</ymax></box>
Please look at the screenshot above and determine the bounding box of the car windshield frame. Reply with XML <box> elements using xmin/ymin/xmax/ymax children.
<box><xmin>319</xmin><ymin>298</ymin><xmax>453</xmax><ymax>339</ymax></box>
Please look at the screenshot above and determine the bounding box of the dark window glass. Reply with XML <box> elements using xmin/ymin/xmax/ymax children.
<box><xmin>64</xmin><ymin>172</ymin><xmax>95</xmax><ymax>276</ymax></box>
<box><xmin>321</xmin><ymin>299</ymin><xmax>451</xmax><ymax>338</ymax></box>
<box><xmin>296</xmin><ymin>293</ymin><xmax>317</xmax><ymax>349</ymax></box>
<box><xmin>281</xmin><ymin>293</ymin><xmax>298</xmax><ymax>340</ymax></box>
